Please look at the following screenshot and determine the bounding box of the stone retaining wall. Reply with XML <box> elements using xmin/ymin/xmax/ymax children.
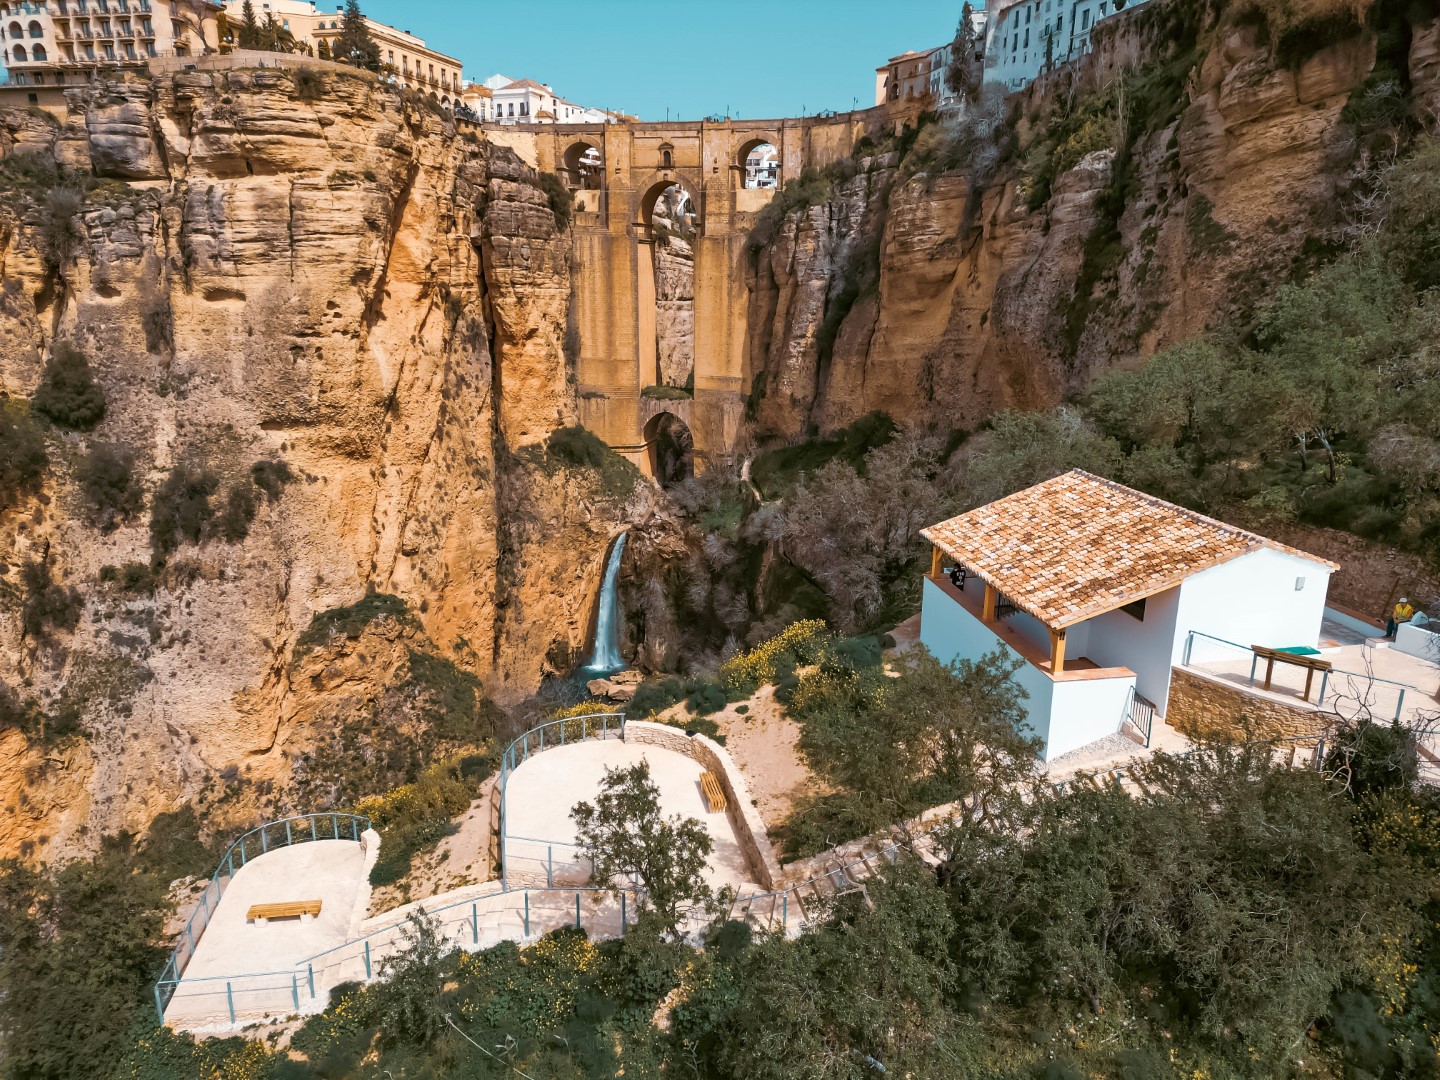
<box><xmin>1167</xmin><ymin>668</ymin><xmax>1328</xmax><ymax>742</ymax></box>
<box><xmin>625</xmin><ymin>721</ymin><xmax>783</xmax><ymax>890</ymax></box>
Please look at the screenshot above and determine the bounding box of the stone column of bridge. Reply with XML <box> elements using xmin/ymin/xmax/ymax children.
<box><xmin>530</xmin><ymin>112</ymin><xmax>877</xmax><ymax>477</ymax></box>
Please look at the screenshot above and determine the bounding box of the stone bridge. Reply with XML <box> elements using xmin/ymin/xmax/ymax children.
<box><xmin>485</xmin><ymin>112</ymin><xmax>883</xmax><ymax>476</ymax></box>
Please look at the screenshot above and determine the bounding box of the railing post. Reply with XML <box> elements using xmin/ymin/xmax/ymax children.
<box><xmin>472</xmin><ymin>902</ymin><xmax>478</xmax><ymax>945</ymax></box>
<box><xmin>1184</xmin><ymin>632</ymin><xmax>1192</xmax><ymax>667</ymax></box>
<box><xmin>576</xmin><ymin>892</ymin><xmax>582</xmax><ymax>929</ymax></box>
<box><xmin>524</xmin><ymin>892</ymin><xmax>530</xmax><ymax>937</ymax></box>
<box><xmin>621</xmin><ymin>891</ymin><xmax>626</xmax><ymax>936</ymax></box>
<box><xmin>226</xmin><ymin>981</ymin><xmax>235</xmax><ymax>1024</ymax></box>
<box><xmin>332</xmin><ymin>814</ymin><xmax>339</xmax><ymax>839</ymax></box>
<box><xmin>782</xmin><ymin>893</ymin><xmax>787</xmax><ymax>929</ymax></box>
<box><xmin>307</xmin><ymin>964</ymin><xmax>315</xmax><ymax>999</ymax></box>
<box><xmin>547</xmin><ymin>845</ymin><xmax>553</xmax><ymax>888</ymax></box>
<box><xmin>351</xmin><ymin>816</ymin><xmax>359</xmax><ymax>840</ymax></box>
<box><xmin>540</xmin><ymin>726</ymin><xmax>545</xmax><ymax>752</ymax></box>
<box><xmin>1397</xmin><ymin>689</ymin><xmax>1406</xmax><ymax>722</ymax></box>
<box><xmin>1318</xmin><ymin>670</ymin><xmax>1329</xmax><ymax>707</ymax></box>
<box><xmin>1248</xmin><ymin>653</ymin><xmax>1257</xmax><ymax>687</ymax></box>
<box><xmin>154</xmin><ymin>982</ymin><xmax>165</xmax><ymax>1025</ymax></box>
<box><xmin>227</xmin><ymin>851</ymin><xmax>233</xmax><ymax>878</ymax></box>
<box><xmin>364</xmin><ymin>940</ymin><xmax>371</xmax><ymax>979</ymax></box>
<box><xmin>291</xmin><ymin>973</ymin><xmax>299</xmax><ymax>1011</ymax></box>
<box><xmin>261</xmin><ymin>826</ymin><xmax>269</xmax><ymax>853</ymax></box>
<box><xmin>1315</xmin><ymin>738</ymin><xmax>1326</xmax><ymax>771</ymax></box>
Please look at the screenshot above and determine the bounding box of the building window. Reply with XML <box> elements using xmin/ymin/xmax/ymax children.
<box><xmin>1121</xmin><ymin>597</ymin><xmax>1146</xmax><ymax>621</ymax></box>
<box><xmin>661</xmin><ymin>149</ymin><xmax>671</xmax><ymax>167</ymax></box>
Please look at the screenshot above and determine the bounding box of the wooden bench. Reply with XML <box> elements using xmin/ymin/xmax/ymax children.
<box><xmin>1252</xmin><ymin>645</ymin><xmax>1332</xmax><ymax>702</ymax></box>
<box><xmin>247</xmin><ymin>900</ymin><xmax>322</xmax><ymax>924</ymax></box>
<box><xmin>699</xmin><ymin>771</ymin><xmax>727</xmax><ymax>813</ymax></box>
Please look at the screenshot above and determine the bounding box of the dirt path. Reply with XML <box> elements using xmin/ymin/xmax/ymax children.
<box><xmin>710</xmin><ymin>686</ymin><xmax>826</xmax><ymax>831</ymax></box>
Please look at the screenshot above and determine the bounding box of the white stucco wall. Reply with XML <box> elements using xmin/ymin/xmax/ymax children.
<box><xmin>1173</xmin><ymin>548</ymin><xmax>1333</xmax><ymax>673</ymax></box>
<box><xmin>919</xmin><ymin>578</ymin><xmax>1135</xmax><ymax>761</ymax></box>
<box><xmin>1395</xmin><ymin>621</ymin><xmax>1440</xmax><ymax>662</ymax></box>
<box><xmin>920</xmin><ymin>577</ymin><xmax>1053</xmax><ymax>747</ymax></box>
<box><xmin>1072</xmin><ymin>584</ymin><xmax>1181</xmax><ymax>715</ymax></box>
<box><xmin>1047</xmin><ymin>675</ymin><xmax>1136</xmax><ymax>760</ymax></box>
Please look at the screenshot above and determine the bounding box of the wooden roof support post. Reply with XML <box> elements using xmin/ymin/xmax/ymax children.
<box><xmin>1049</xmin><ymin>628</ymin><xmax>1066</xmax><ymax>674</ymax></box>
<box><xmin>930</xmin><ymin>544</ymin><xmax>942</xmax><ymax>579</ymax></box>
<box><xmin>982</xmin><ymin>583</ymin><xmax>997</xmax><ymax>622</ymax></box>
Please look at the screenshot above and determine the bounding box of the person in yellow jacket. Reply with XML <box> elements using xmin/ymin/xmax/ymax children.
<box><xmin>1388</xmin><ymin>597</ymin><xmax>1415</xmax><ymax>637</ymax></box>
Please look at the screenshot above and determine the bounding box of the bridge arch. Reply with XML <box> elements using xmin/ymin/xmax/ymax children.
<box><xmin>644</xmin><ymin>411</ymin><xmax>694</xmax><ymax>487</ymax></box>
<box><xmin>563</xmin><ymin>140</ymin><xmax>604</xmax><ymax>190</ymax></box>
<box><xmin>736</xmin><ymin>136</ymin><xmax>781</xmax><ymax>189</ymax></box>
<box><xmin>636</xmin><ymin>177</ymin><xmax>700</xmax><ymax>229</ymax></box>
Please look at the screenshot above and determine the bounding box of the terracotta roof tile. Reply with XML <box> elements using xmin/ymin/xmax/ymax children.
<box><xmin>920</xmin><ymin>470</ymin><xmax>1338</xmax><ymax>629</ymax></box>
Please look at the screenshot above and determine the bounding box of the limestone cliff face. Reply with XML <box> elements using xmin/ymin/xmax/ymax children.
<box><xmin>745</xmin><ymin>16</ymin><xmax>1402</xmax><ymax>438</ymax></box>
<box><xmin>0</xmin><ymin>70</ymin><xmax>642</xmax><ymax>859</ymax></box>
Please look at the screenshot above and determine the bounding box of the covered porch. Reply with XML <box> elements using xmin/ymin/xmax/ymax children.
<box><xmin>921</xmin><ymin>547</ymin><xmax>1139</xmax><ymax>760</ymax></box>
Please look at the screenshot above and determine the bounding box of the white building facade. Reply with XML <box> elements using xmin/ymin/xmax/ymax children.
<box><xmin>485</xmin><ymin>74</ymin><xmax>613</xmax><ymax>125</ymax></box>
<box><xmin>919</xmin><ymin>471</ymin><xmax>1336</xmax><ymax>760</ymax></box>
<box><xmin>984</xmin><ymin>0</ymin><xmax>1149</xmax><ymax>91</ymax></box>
<box><xmin>1</xmin><ymin>0</ymin><xmax>219</xmax><ymax>86</ymax></box>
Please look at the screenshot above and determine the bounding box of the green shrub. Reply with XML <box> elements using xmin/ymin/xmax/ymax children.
<box><xmin>825</xmin><ymin>635</ymin><xmax>882</xmax><ymax>674</ymax></box>
<box><xmin>640</xmin><ymin>384</ymin><xmax>693</xmax><ymax>400</ymax></box>
<box><xmin>294</xmin><ymin>591</ymin><xmax>411</xmax><ymax>657</ymax></box>
<box><xmin>76</xmin><ymin>443</ymin><xmax>140</xmax><ymax>528</ymax></box>
<box><xmin>629</xmin><ymin>677</ymin><xmax>689</xmax><ymax>717</ymax></box>
<box><xmin>40</xmin><ymin>187</ymin><xmax>84</xmax><ymax>269</ymax></box>
<box><xmin>545</xmin><ymin>424</ymin><xmax>641</xmax><ymax>499</ymax></box>
<box><xmin>294</xmin><ymin>66</ymin><xmax>324</xmax><ymax>100</ymax></box>
<box><xmin>149</xmin><ymin>462</ymin><xmax>219</xmax><ymax>559</ymax></box>
<box><xmin>99</xmin><ymin>560</ymin><xmax>157</xmax><ymax>595</ymax></box>
<box><xmin>0</xmin><ymin>402</ymin><xmax>48</xmax><ymax>507</ymax></box>
<box><xmin>32</xmin><ymin>342</ymin><xmax>105</xmax><ymax>431</ymax></box>
<box><xmin>685</xmin><ymin>679</ymin><xmax>727</xmax><ymax>716</ymax></box>
<box><xmin>250</xmin><ymin>458</ymin><xmax>294</xmax><ymax>501</ymax></box>
<box><xmin>21</xmin><ymin>559</ymin><xmax>82</xmax><ymax>640</ymax></box>
<box><xmin>218</xmin><ymin>479</ymin><xmax>257</xmax><ymax>542</ymax></box>
<box><xmin>533</xmin><ymin>171</ymin><xmax>573</xmax><ymax>229</ymax></box>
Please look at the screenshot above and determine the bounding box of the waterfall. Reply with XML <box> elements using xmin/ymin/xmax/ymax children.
<box><xmin>583</xmin><ymin>531</ymin><xmax>628</xmax><ymax>674</ymax></box>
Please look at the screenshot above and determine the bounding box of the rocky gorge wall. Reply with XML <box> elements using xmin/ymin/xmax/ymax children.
<box><xmin>743</xmin><ymin>8</ymin><xmax>1430</xmax><ymax>440</ymax></box>
<box><xmin>0</xmin><ymin>68</ymin><xmax>679</xmax><ymax>860</ymax></box>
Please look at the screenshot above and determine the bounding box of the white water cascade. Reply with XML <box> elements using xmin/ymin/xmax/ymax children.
<box><xmin>583</xmin><ymin>531</ymin><xmax>628</xmax><ymax>674</ymax></box>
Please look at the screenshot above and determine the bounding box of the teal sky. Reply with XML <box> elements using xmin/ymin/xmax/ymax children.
<box><xmin>355</xmin><ymin>0</ymin><xmax>964</xmax><ymax>121</ymax></box>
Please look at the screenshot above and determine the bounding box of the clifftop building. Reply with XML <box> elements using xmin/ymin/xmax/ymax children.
<box><xmin>483</xmin><ymin>72</ymin><xmax>619</xmax><ymax>125</ymax></box>
<box><xmin>1</xmin><ymin>0</ymin><xmax>220</xmax><ymax>86</ymax></box>
<box><xmin>223</xmin><ymin>0</ymin><xmax>462</xmax><ymax>105</ymax></box>
<box><xmin>984</xmin><ymin>0</ymin><xmax>1149</xmax><ymax>91</ymax></box>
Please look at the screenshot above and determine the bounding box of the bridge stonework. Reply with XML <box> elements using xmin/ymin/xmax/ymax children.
<box><xmin>485</xmin><ymin>112</ymin><xmax>881</xmax><ymax>475</ymax></box>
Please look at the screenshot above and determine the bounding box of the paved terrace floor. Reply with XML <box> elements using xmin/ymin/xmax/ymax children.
<box><xmin>164</xmin><ymin>839</ymin><xmax>366</xmax><ymax>1026</ymax></box>
<box><xmin>1187</xmin><ymin>642</ymin><xmax>1440</xmax><ymax>728</ymax></box>
<box><xmin>504</xmin><ymin>739</ymin><xmax>753</xmax><ymax>890</ymax></box>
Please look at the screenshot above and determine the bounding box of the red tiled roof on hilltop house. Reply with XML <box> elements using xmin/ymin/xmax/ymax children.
<box><xmin>920</xmin><ymin>470</ymin><xmax>1337</xmax><ymax>630</ymax></box>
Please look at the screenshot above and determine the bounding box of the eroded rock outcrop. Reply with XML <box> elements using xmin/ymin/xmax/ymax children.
<box><xmin>745</xmin><ymin>14</ymin><xmax>1396</xmax><ymax>438</ymax></box>
<box><xmin>0</xmin><ymin>69</ymin><xmax>645</xmax><ymax>858</ymax></box>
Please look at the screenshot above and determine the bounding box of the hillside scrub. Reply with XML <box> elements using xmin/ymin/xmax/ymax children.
<box><xmin>953</xmin><ymin>137</ymin><xmax>1440</xmax><ymax>566</ymax></box>
<box><xmin>0</xmin><ymin>402</ymin><xmax>48</xmax><ymax>508</ymax></box>
<box><xmin>17</xmin><ymin>722</ymin><xmax>1440</xmax><ymax>1079</ymax></box>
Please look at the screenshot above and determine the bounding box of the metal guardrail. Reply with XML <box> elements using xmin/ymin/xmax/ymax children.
<box><xmin>499</xmin><ymin>712</ymin><xmax>625</xmax><ymax>889</ymax></box>
<box><xmin>152</xmin><ymin>812</ymin><xmax>370</xmax><ymax>1021</ymax></box>
<box><xmin>1182</xmin><ymin>630</ymin><xmax>1414</xmax><ymax>721</ymax></box>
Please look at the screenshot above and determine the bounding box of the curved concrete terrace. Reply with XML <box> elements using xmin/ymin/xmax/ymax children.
<box><xmin>503</xmin><ymin>738</ymin><xmax>752</xmax><ymax>890</ymax></box>
<box><xmin>163</xmin><ymin>838</ymin><xmax>369</xmax><ymax>1027</ymax></box>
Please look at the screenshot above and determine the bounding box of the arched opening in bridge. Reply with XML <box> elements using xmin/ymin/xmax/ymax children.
<box><xmin>645</xmin><ymin>412</ymin><xmax>694</xmax><ymax>487</ymax></box>
<box><xmin>641</xmin><ymin>183</ymin><xmax>698</xmax><ymax>392</ymax></box>
<box><xmin>563</xmin><ymin>141</ymin><xmax>603</xmax><ymax>190</ymax></box>
<box><xmin>738</xmin><ymin>139</ymin><xmax>780</xmax><ymax>189</ymax></box>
